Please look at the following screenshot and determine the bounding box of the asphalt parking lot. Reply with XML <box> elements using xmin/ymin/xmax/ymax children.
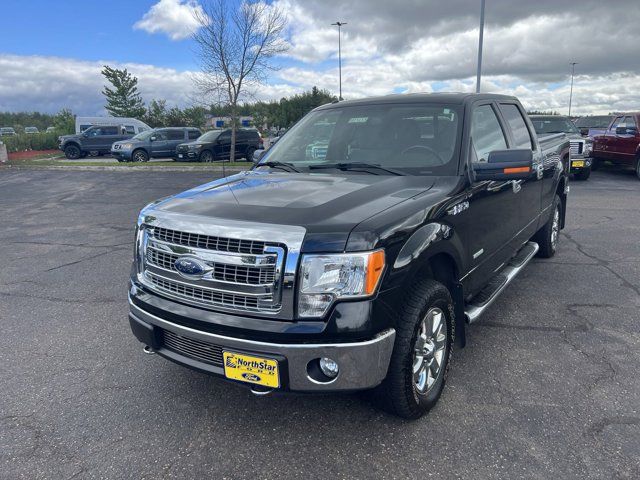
<box><xmin>1</xmin><ymin>168</ymin><xmax>639</xmax><ymax>479</ymax></box>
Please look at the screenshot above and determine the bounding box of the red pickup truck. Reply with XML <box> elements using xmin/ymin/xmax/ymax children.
<box><xmin>591</xmin><ymin>113</ymin><xmax>640</xmax><ymax>179</ymax></box>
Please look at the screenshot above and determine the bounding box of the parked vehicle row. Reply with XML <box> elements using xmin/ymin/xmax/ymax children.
<box><xmin>590</xmin><ymin>112</ymin><xmax>640</xmax><ymax>179</ymax></box>
<box><xmin>529</xmin><ymin>115</ymin><xmax>593</xmax><ymax>180</ymax></box>
<box><xmin>128</xmin><ymin>92</ymin><xmax>570</xmax><ymax>418</ymax></box>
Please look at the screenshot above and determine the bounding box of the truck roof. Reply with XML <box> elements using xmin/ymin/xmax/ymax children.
<box><xmin>317</xmin><ymin>92</ymin><xmax>518</xmax><ymax>109</ymax></box>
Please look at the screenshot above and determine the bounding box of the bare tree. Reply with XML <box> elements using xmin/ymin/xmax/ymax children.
<box><xmin>192</xmin><ymin>0</ymin><xmax>288</xmax><ymax>162</ymax></box>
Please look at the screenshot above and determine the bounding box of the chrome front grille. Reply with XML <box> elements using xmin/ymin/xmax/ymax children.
<box><xmin>569</xmin><ymin>140</ymin><xmax>584</xmax><ymax>156</ymax></box>
<box><xmin>154</xmin><ymin>226</ymin><xmax>265</xmax><ymax>255</ymax></box>
<box><xmin>147</xmin><ymin>272</ymin><xmax>266</xmax><ymax>310</ymax></box>
<box><xmin>147</xmin><ymin>247</ymin><xmax>276</xmax><ymax>285</ymax></box>
<box><xmin>140</xmin><ymin>226</ymin><xmax>285</xmax><ymax>314</ymax></box>
<box><xmin>162</xmin><ymin>329</ymin><xmax>223</xmax><ymax>366</ymax></box>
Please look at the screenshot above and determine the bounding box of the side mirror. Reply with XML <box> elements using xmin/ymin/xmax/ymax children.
<box><xmin>473</xmin><ymin>149</ymin><xmax>533</xmax><ymax>181</ymax></box>
<box><xmin>252</xmin><ymin>149</ymin><xmax>265</xmax><ymax>162</ymax></box>
<box><xmin>616</xmin><ymin>126</ymin><xmax>638</xmax><ymax>135</ymax></box>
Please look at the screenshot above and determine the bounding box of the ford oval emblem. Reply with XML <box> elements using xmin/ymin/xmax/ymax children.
<box><xmin>242</xmin><ymin>373</ymin><xmax>261</xmax><ymax>382</ymax></box>
<box><xmin>174</xmin><ymin>256</ymin><xmax>207</xmax><ymax>278</ymax></box>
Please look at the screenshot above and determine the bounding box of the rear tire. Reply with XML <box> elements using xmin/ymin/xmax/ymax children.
<box><xmin>64</xmin><ymin>144</ymin><xmax>81</xmax><ymax>160</ymax></box>
<box><xmin>534</xmin><ymin>194</ymin><xmax>562</xmax><ymax>258</ymax></box>
<box><xmin>574</xmin><ymin>168</ymin><xmax>591</xmax><ymax>181</ymax></box>
<box><xmin>245</xmin><ymin>147</ymin><xmax>256</xmax><ymax>162</ymax></box>
<box><xmin>635</xmin><ymin>157</ymin><xmax>640</xmax><ymax>180</ymax></box>
<box><xmin>370</xmin><ymin>279</ymin><xmax>454</xmax><ymax>419</ymax></box>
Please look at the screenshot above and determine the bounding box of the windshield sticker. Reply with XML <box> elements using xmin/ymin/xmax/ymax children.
<box><xmin>348</xmin><ymin>117</ymin><xmax>369</xmax><ymax>123</ymax></box>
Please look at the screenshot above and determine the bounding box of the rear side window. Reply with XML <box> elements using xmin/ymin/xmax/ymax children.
<box><xmin>471</xmin><ymin>104</ymin><xmax>508</xmax><ymax>163</ymax></box>
<box><xmin>167</xmin><ymin>130</ymin><xmax>185</xmax><ymax>140</ymax></box>
<box><xmin>102</xmin><ymin>126</ymin><xmax>118</xmax><ymax>135</ymax></box>
<box><xmin>623</xmin><ymin>116</ymin><xmax>637</xmax><ymax>128</ymax></box>
<box><xmin>499</xmin><ymin>104</ymin><xmax>533</xmax><ymax>149</ymax></box>
<box><xmin>124</xmin><ymin>125</ymin><xmax>135</xmax><ymax>134</ymax></box>
<box><xmin>188</xmin><ymin>130</ymin><xmax>200</xmax><ymax>139</ymax></box>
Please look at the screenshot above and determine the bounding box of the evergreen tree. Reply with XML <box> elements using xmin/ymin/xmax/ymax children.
<box><xmin>101</xmin><ymin>65</ymin><xmax>146</xmax><ymax>118</ymax></box>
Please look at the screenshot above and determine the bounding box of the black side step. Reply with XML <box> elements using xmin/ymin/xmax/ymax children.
<box><xmin>465</xmin><ymin>241</ymin><xmax>539</xmax><ymax>323</ymax></box>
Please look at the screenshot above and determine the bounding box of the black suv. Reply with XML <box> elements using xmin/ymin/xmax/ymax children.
<box><xmin>111</xmin><ymin>127</ymin><xmax>202</xmax><ymax>162</ymax></box>
<box><xmin>175</xmin><ymin>128</ymin><xmax>263</xmax><ymax>162</ymax></box>
<box><xmin>59</xmin><ymin>125</ymin><xmax>133</xmax><ymax>159</ymax></box>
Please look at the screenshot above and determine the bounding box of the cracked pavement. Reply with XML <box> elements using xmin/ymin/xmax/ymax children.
<box><xmin>0</xmin><ymin>168</ymin><xmax>639</xmax><ymax>479</ymax></box>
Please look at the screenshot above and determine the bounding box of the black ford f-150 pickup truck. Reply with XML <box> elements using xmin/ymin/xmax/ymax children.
<box><xmin>129</xmin><ymin>93</ymin><xmax>569</xmax><ymax>419</ymax></box>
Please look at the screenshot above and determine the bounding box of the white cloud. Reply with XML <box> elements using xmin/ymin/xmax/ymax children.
<box><xmin>133</xmin><ymin>0</ymin><xmax>204</xmax><ymax>41</ymax></box>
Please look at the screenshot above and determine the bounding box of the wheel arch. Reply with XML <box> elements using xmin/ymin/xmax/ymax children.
<box><xmin>401</xmin><ymin>248</ymin><xmax>466</xmax><ymax>348</ymax></box>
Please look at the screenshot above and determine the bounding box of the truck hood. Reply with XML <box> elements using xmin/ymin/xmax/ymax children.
<box><xmin>147</xmin><ymin>171</ymin><xmax>439</xmax><ymax>252</ymax></box>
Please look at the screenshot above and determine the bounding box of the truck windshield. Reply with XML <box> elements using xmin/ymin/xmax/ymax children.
<box><xmin>132</xmin><ymin>130</ymin><xmax>154</xmax><ymax>140</ymax></box>
<box><xmin>574</xmin><ymin>116</ymin><xmax>612</xmax><ymax>128</ymax></box>
<box><xmin>198</xmin><ymin>130</ymin><xmax>223</xmax><ymax>142</ymax></box>
<box><xmin>531</xmin><ymin>117</ymin><xmax>579</xmax><ymax>134</ymax></box>
<box><xmin>259</xmin><ymin>103</ymin><xmax>462</xmax><ymax>176</ymax></box>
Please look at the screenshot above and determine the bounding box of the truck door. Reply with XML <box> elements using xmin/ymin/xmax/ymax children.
<box><xmin>598</xmin><ymin>116</ymin><xmax>623</xmax><ymax>161</ymax></box>
<box><xmin>496</xmin><ymin>102</ymin><xmax>544</xmax><ymax>244</ymax></box>
<box><xmin>464</xmin><ymin>103</ymin><xmax>520</xmax><ymax>294</ymax></box>
<box><xmin>609</xmin><ymin>115</ymin><xmax>639</xmax><ymax>165</ymax></box>
<box><xmin>150</xmin><ymin>130</ymin><xmax>170</xmax><ymax>157</ymax></box>
<box><xmin>166</xmin><ymin>129</ymin><xmax>186</xmax><ymax>157</ymax></box>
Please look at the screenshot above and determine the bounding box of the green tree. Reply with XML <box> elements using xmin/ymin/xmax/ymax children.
<box><xmin>165</xmin><ymin>107</ymin><xmax>186</xmax><ymax>127</ymax></box>
<box><xmin>53</xmin><ymin>108</ymin><xmax>75</xmax><ymax>134</ymax></box>
<box><xmin>144</xmin><ymin>99</ymin><xmax>168</xmax><ymax>128</ymax></box>
<box><xmin>101</xmin><ymin>65</ymin><xmax>146</xmax><ymax>118</ymax></box>
<box><xmin>182</xmin><ymin>106</ymin><xmax>207</xmax><ymax>128</ymax></box>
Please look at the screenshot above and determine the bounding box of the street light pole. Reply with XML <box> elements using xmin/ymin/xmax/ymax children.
<box><xmin>475</xmin><ymin>0</ymin><xmax>485</xmax><ymax>93</ymax></box>
<box><xmin>331</xmin><ymin>21</ymin><xmax>347</xmax><ymax>100</ymax></box>
<box><xmin>568</xmin><ymin>62</ymin><xmax>578</xmax><ymax>117</ymax></box>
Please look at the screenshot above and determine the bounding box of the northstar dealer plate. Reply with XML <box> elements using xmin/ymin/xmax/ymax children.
<box><xmin>223</xmin><ymin>351</ymin><xmax>280</xmax><ymax>388</ymax></box>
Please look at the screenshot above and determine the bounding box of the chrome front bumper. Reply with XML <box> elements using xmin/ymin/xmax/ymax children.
<box><xmin>129</xmin><ymin>300</ymin><xmax>396</xmax><ymax>392</ymax></box>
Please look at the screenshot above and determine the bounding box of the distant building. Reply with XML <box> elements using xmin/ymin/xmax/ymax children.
<box><xmin>205</xmin><ymin>115</ymin><xmax>254</xmax><ymax>129</ymax></box>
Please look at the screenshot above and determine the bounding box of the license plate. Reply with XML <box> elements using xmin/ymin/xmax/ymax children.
<box><xmin>572</xmin><ymin>160</ymin><xmax>584</xmax><ymax>168</ymax></box>
<box><xmin>178</xmin><ymin>154</ymin><xmax>183</xmax><ymax>158</ymax></box>
<box><xmin>223</xmin><ymin>351</ymin><xmax>279</xmax><ymax>388</ymax></box>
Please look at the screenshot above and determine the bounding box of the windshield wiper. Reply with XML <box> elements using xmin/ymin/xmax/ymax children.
<box><xmin>308</xmin><ymin>162</ymin><xmax>404</xmax><ymax>176</ymax></box>
<box><xmin>257</xmin><ymin>161</ymin><xmax>300</xmax><ymax>173</ymax></box>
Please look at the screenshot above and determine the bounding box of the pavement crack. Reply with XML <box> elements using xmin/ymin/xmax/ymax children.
<box><xmin>562</xmin><ymin>232</ymin><xmax>640</xmax><ymax>299</ymax></box>
<box><xmin>587</xmin><ymin>416</ymin><xmax>640</xmax><ymax>435</ymax></box>
<box><xmin>45</xmin><ymin>247</ymin><xmax>128</xmax><ymax>271</ymax></box>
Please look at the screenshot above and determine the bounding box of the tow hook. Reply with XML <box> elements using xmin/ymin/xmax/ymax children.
<box><xmin>250</xmin><ymin>386</ymin><xmax>274</xmax><ymax>396</ymax></box>
<box><xmin>143</xmin><ymin>345</ymin><xmax>156</xmax><ymax>355</ymax></box>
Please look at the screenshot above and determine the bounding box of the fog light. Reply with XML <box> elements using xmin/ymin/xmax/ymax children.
<box><xmin>319</xmin><ymin>357</ymin><xmax>339</xmax><ymax>378</ymax></box>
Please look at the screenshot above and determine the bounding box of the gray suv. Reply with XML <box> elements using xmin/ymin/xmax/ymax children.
<box><xmin>59</xmin><ymin>125</ymin><xmax>132</xmax><ymax>159</ymax></box>
<box><xmin>111</xmin><ymin>127</ymin><xmax>202</xmax><ymax>162</ymax></box>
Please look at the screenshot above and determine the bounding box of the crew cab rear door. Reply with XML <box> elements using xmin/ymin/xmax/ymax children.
<box><xmin>495</xmin><ymin>102</ymin><xmax>543</xmax><ymax>242</ymax></box>
<box><xmin>464</xmin><ymin>103</ymin><xmax>520</xmax><ymax>294</ymax></box>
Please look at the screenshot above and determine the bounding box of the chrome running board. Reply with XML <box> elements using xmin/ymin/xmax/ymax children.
<box><xmin>465</xmin><ymin>241</ymin><xmax>539</xmax><ymax>323</ymax></box>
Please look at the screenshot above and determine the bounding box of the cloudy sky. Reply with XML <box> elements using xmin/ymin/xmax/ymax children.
<box><xmin>1</xmin><ymin>0</ymin><xmax>639</xmax><ymax>115</ymax></box>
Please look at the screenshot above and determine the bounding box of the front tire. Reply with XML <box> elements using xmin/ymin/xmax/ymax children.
<box><xmin>574</xmin><ymin>168</ymin><xmax>591</xmax><ymax>181</ymax></box>
<box><xmin>371</xmin><ymin>279</ymin><xmax>454</xmax><ymax>419</ymax></box>
<box><xmin>245</xmin><ymin>147</ymin><xmax>256</xmax><ymax>162</ymax></box>
<box><xmin>534</xmin><ymin>194</ymin><xmax>562</xmax><ymax>258</ymax></box>
<box><xmin>635</xmin><ymin>157</ymin><xmax>640</xmax><ymax>180</ymax></box>
<box><xmin>64</xmin><ymin>144</ymin><xmax>81</xmax><ymax>160</ymax></box>
<box><xmin>132</xmin><ymin>149</ymin><xmax>149</xmax><ymax>163</ymax></box>
<box><xmin>199</xmin><ymin>150</ymin><xmax>215</xmax><ymax>163</ymax></box>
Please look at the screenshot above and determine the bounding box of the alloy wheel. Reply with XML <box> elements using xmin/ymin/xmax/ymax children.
<box><xmin>413</xmin><ymin>307</ymin><xmax>447</xmax><ymax>394</ymax></box>
<box><xmin>551</xmin><ymin>205</ymin><xmax>560</xmax><ymax>251</ymax></box>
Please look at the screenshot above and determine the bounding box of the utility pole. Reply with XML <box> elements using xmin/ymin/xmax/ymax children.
<box><xmin>568</xmin><ymin>62</ymin><xmax>578</xmax><ymax>117</ymax></box>
<box><xmin>331</xmin><ymin>21</ymin><xmax>347</xmax><ymax>100</ymax></box>
<box><xmin>475</xmin><ymin>0</ymin><xmax>485</xmax><ymax>93</ymax></box>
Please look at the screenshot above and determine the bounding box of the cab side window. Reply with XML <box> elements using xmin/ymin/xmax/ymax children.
<box><xmin>609</xmin><ymin>117</ymin><xmax>623</xmax><ymax>132</ymax></box>
<box><xmin>499</xmin><ymin>104</ymin><xmax>534</xmax><ymax>149</ymax></box>
<box><xmin>167</xmin><ymin>129</ymin><xmax>185</xmax><ymax>140</ymax></box>
<box><xmin>154</xmin><ymin>130</ymin><xmax>169</xmax><ymax>141</ymax></box>
<box><xmin>471</xmin><ymin>104</ymin><xmax>508</xmax><ymax>163</ymax></box>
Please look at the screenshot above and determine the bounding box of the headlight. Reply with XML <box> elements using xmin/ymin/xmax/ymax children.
<box><xmin>122</xmin><ymin>143</ymin><xmax>133</xmax><ymax>149</ymax></box>
<box><xmin>188</xmin><ymin>144</ymin><xmax>202</xmax><ymax>150</ymax></box>
<box><xmin>298</xmin><ymin>250</ymin><xmax>385</xmax><ymax>317</ymax></box>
